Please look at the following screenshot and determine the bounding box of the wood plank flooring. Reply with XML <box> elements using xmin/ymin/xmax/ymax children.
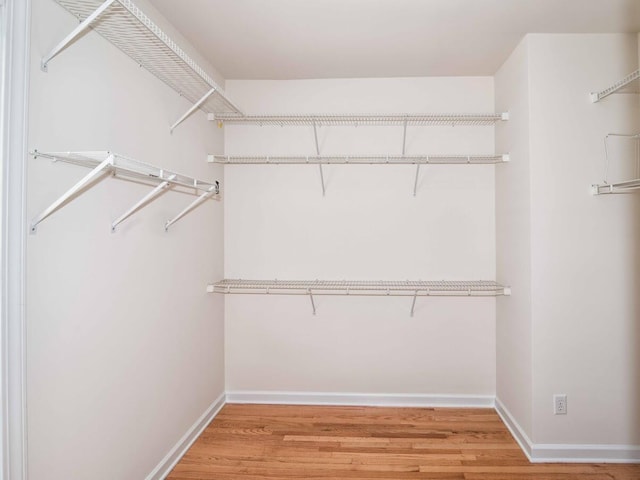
<box><xmin>168</xmin><ymin>404</ymin><xmax>640</xmax><ymax>479</ymax></box>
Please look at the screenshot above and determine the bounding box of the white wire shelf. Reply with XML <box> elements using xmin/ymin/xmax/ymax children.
<box><xmin>215</xmin><ymin>113</ymin><xmax>509</xmax><ymax>127</ymax></box>
<box><xmin>591</xmin><ymin>178</ymin><xmax>640</xmax><ymax>195</ymax></box>
<box><xmin>30</xmin><ymin>150</ymin><xmax>220</xmax><ymax>233</ymax></box>
<box><xmin>210</xmin><ymin>153</ymin><xmax>509</xmax><ymax>196</ymax></box>
<box><xmin>590</xmin><ymin>69</ymin><xmax>640</xmax><ymax>103</ymax></box>
<box><xmin>214</xmin><ymin>279</ymin><xmax>510</xmax><ymax>296</ymax></box>
<box><xmin>44</xmin><ymin>0</ymin><xmax>243</xmax><ymax>131</ymax></box>
<box><xmin>210</xmin><ymin>154</ymin><xmax>509</xmax><ymax>165</ymax></box>
<box><xmin>212</xmin><ymin>279</ymin><xmax>510</xmax><ymax>316</ymax></box>
<box><xmin>591</xmin><ymin>133</ymin><xmax>640</xmax><ymax>195</ymax></box>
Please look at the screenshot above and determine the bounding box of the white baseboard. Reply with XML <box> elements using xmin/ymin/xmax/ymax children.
<box><xmin>225</xmin><ymin>390</ymin><xmax>495</xmax><ymax>408</ymax></box>
<box><xmin>495</xmin><ymin>397</ymin><xmax>640</xmax><ymax>463</ymax></box>
<box><xmin>145</xmin><ymin>393</ymin><xmax>226</xmax><ymax>480</ymax></box>
<box><xmin>494</xmin><ymin>397</ymin><xmax>534</xmax><ymax>460</ymax></box>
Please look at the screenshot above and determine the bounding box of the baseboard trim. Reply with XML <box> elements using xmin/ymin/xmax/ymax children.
<box><xmin>531</xmin><ymin>444</ymin><xmax>640</xmax><ymax>463</ymax></box>
<box><xmin>225</xmin><ymin>390</ymin><xmax>495</xmax><ymax>408</ymax></box>
<box><xmin>495</xmin><ymin>397</ymin><xmax>640</xmax><ymax>463</ymax></box>
<box><xmin>494</xmin><ymin>397</ymin><xmax>534</xmax><ymax>460</ymax></box>
<box><xmin>145</xmin><ymin>393</ymin><xmax>226</xmax><ymax>480</ymax></box>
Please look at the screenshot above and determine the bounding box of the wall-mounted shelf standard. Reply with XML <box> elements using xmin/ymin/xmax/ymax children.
<box><xmin>590</xmin><ymin>69</ymin><xmax>640</xmax><ymax>103</ymax></box>
<box><xmin>30</xmin><ymin>150</ymin><xmax>220</xmax><ymax>233</ymax></box>
<box><xmin>216</xmin><ymin>113</ymin><xmax>509</xmax><ymax>127</ymax></box>
<box><xmin>210</xmin><ymin>154</ymin><xmax>509</xmax><ymax>165</ymax></box>
<box><xmin>43</xmin><ymin>0</ymin><xmax>243</xmax><ymax>131</ymax></box>
<box><xmin>212</xmin><ymin>279</ymin><xmax>511</xmax><ymax>316</ymax></box>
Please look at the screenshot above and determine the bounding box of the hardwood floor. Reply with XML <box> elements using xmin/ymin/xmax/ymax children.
<box><xmin>168</xmin><ymin>404</ymin><xmax>640</xmax><ymax>479</ymax></box>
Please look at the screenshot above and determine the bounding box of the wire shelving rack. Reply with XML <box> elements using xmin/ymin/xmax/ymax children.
<box><xmin>215</xmin><ymin>113</ymin><xmax>508</xmax><ymax>127</ymax></box>
<box><xmin>210</xmin><ymin>154</ymin><xmax>509</xmax><ymax>165</ymax></box>
<box><xmin>30</xmin><ymin>150</ymin><xmax>220</xmax><ymax>233</ymax></box>
<box><xmin>212</xmin><ymin>279</ymin><xmax>511</xmax><ymax>316</ymax></box>
<box><xmin>44</xmin><ymin>0</ymin><xmax>244</xmax><ymax>131</ymax></box>
<box><xmin>591</xmin><ymin>133</ymin><xmax>640</xmax><ymax>195</ymax></box>
<box><xmin>590</xmin><ymin>69</ymin><xmax>640</xmax><ymax>103</ymax></box>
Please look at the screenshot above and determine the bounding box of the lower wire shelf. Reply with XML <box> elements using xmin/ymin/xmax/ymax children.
<box><xmin>211</xmin><ymin>279</ymin><xmax>511</xmax><ymax>316</ymax></box>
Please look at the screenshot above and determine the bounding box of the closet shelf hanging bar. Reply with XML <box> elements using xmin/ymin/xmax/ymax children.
<box><xmin>215</xmin><ymin>112</ymin><xmax>509</xmax><ymax>127</ymax></box>
<box><xmin>212</xmin><ymin>279</ymin><xmax>510</xmax><ymax>296</ymax></box>
<box><xmin>44</xmin><ymin>0</ymin><xmax>243</xmax><ymax>131</ymax></box>
<box><xmin>30</xmin><ymin>150</ymin><xmax>220</xmax><ymax>233</ymax></box>
<box><xmin>209</xmin><ymin>154</ymin><xmax>510</xmax><ymax>165</ymax></box>
<box><xmin>212</xmin><ymin>279</ymin><xmax>511</xmax><ymax>316</ymax></box>
<box><xmin>590</xmin><ymin>69</ymin><xmax>640</xmax><ymax>103</ymax></box>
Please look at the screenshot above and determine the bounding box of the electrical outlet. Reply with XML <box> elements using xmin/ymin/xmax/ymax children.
<box><xmin>554</xmin><ymin>394</ymin><xmax>567</xmax><ymax>415</ymax></box>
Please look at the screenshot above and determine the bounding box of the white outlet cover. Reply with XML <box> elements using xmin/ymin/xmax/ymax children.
<box><xmin>554</xmin><ymin>394</ymin><xmax>567</xmax><ymax>415</ymax></box>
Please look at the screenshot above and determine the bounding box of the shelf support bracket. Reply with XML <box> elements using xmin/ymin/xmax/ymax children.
<box><xmin>170</xmin><ymin>87</ymin><xmax>217</xmax><ymax>133</ymax></box>
<box><xmin>30</xmin><ymin>154</ymin><xmax>114</xmax><ymax>233</ymax></box>
<box><xmin>308</xmin><ymin>289</ymin><xmax>316</xmax><ymax>315</ymax></box>
<box><xmin>164</xmin><ymin>181</ymin><xmax>219</xmax><ymax>231</ymax></box>
<box><xmin>41</xmin><ymin>0</ymin><xmax>117</xmax><ymax>72</ymax></box>
<box><xmin>410</xmin><ymin>291</ymin><xmax>418</xmax><ymax>317</ymax></box>
<box><xmin>111</xmin><ymin>174</ymin><xmax>176</xmax><ymax>232</ymax></box>
<box><xmin>313</xmin><ymin>122</ymin><xmax>325</xmax><ymax>196</ymax></box>
<box><xmin>402</xmin><ymin>119</ymin><xmax>408</xmax><ymax>155</ymax></box>
<box><xmin>413</xmin><ymin>164</ymin><xmax>421</xmax><ymax>196</ymax></box>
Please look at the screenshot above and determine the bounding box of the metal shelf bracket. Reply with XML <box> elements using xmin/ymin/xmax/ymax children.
<box><xmin>312</xmin><ymin>122</ymin><xmax>326</xmax><ymax>196</ymax></box>
<box><xmin>30</xmin><ymin>152</ymin><xmax>114</xmax><ymax>234</ymax></box>
<box><xmin>170</xmin><ymin>88</ymin><xmax>216</xmax><ymax>133</ymax></box>
<box><xmin>413</xmin><ymin>164</ymin><xmax>421</xmax><ymax>196</ymax></box>
<box><xmin>165</xmin><ymin>181</ymin><xmax>219</xmax><ymax>231</ymax></box>
<box><xmin>410</xmin><ymin>290</ymin><xmax>418</xmax><ymax>317</ymax></box>
<box><xmin>111</xmin><ymin>174</ymin><xmax>176</xmax><ymax>232</ymax></box>
<box><xmin>401</xmin><ymin>119</ymin><xmax>408</xmax><ymax>155</ymax></box>
<box><xmin>41</xmin><ymin>0</ymin><xmax>116</xmax><ymax>72</ymax></box>
<box><xmin>308</xmin><ymin>289</ymin><xmax>316</xmax><ymax>315</ymax></box>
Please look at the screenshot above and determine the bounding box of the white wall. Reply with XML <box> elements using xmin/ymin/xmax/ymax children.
<box><xmin>223</xmin><ymin>77</ymin><xmax>498</xmax><ymax>396</ymax></box>
<box><xmin>27</xmin><ymin>0</ymin><xmax>225</xmax><ymax>478</ymax></box>
<box><xmin>495</xmin><ymin>33</ymin><xmax>640</xmax><ymax>451</ymax></box>
<box><xmin>528</xmin><ymin>34</ymin><xmax>640</xmax><ymax>446</ymax></box>
<box><xmin>495</xmin><ymin>37</ymin><xmax>533</xmax><ymax>438</ymax></box>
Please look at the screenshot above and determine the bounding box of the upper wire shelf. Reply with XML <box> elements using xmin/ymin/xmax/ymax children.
<box><xmin>212</xmin><ymin>279</ymin><xmax>510</xmax><ymax>316</ymax></box>
<box><xmin>215</xmin><ymin>113</ymin><xmax>509</xmax><ymax>127</ymax></box>
<box><xmin>590</xmin><ymin>69</ymin><xmax>640</xmax><ymax>103</ymax></box>
<box><xmin>210</xmin><ymin>154</ymin><xmax>509</xmax><ymax>165</ymax></box>
<box><xmin>31</xmin><ymin>150</ymin><xmax>220</xmax><ymax>233</ymax></box>
<box><xmin>213</xmin><ymin>279</ymin><xmax>510</xmax><ymax>296</ymax></box>
<box><xmin>45</xmin><ymin>0</ymin><xmax>243</xmax><ymax>130</ymax></box>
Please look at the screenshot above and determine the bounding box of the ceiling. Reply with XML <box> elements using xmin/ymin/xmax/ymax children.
<box><xmin>148</xmin><ymin>0</ymin><xmax>640</xmax><ymax>80</ymax></box>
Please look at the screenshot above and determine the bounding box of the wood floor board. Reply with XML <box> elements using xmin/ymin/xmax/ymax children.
<box><xmin>167</xmin><ymin>404</ymin><xmax>640</xmax><ymax>480</ymax></box>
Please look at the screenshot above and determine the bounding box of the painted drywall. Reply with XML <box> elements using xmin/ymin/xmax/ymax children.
<box><xmin>223</xmin><ymin>77</ymin><xmax>498</xmax><ymax>396</ymax></box>
<box><xmin>27</xmin><ymin>0</ymin><xmax>225</xmax><ymax>478</ymax></box>
<box><xmin>527</xmin><ymin>34</ymin><xmax>640</xmax><ymax>446</ymax></box>
<box><xmin>494</xmin><ymin>37</ymin><xmax>533</xmax><ymax>439</ymax></box>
